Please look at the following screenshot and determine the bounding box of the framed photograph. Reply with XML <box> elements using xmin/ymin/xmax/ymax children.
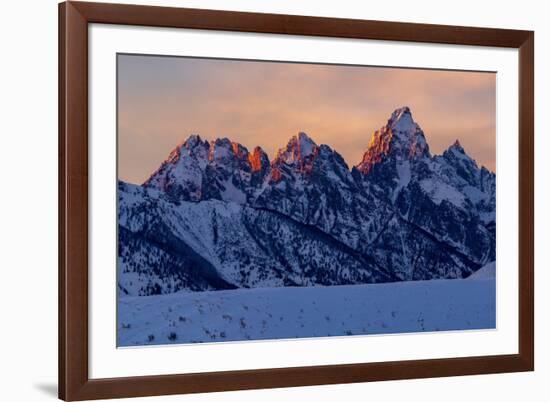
<box><xmin>59</xmin><ymin>1</ymin><xmax>534</xmax><ymax>400</ymax></box>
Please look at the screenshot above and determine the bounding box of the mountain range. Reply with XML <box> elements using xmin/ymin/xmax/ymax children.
<box><xmin>118</xmin><ymin>107</ymin><xmax>496</xmax><ymax>297</ymax></box>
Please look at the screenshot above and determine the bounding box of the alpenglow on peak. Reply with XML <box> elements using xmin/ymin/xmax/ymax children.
<box><xmin>273</xmin><ymin>132</ymin><xmax>318</xmax><ymax>165</ymax></box>
<box><xmin>356</xmin><ymin>106</ymin><xmax>430</xmax><ymax>174</ymax></box>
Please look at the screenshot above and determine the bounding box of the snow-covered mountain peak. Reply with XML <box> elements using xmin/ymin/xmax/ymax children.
<box><xmin>442</xmin><ymin>139</ymin><xmax>476</xmax><ymax>166</ymax></box>
<box><xmin>272</xmin><ymin>132</ymin><xmax>319</xmax><ymax>168</ymax></box>
<box><xmin>183</xmin><ymin>134</ymin><xmax>205</xmax><ymax>148</ymax></box>
<box><xmin>144</xmin><ymin>135</ymin><xmax>271</xmax><ymax>203</ymax></box>
<box><xmin>155</xmin><ymin>135</ymin><xmax>206</xmax><ymax>168</ymax></box>
<box><xmin>383</xmin><ymin>107</ymin><xmax>428</xmax><ymax>155</ymax></box>
<box><xmin>356</xmin><ymin>107</ymin><xmax>430</xmax><ymax>174</ymax></box>
<box><xmin>143</xmin><ymin>134</ymin><xmax>210</xmax><ymax>200</ymax></box>
<box><xmin>388</xmin><ymin>106</ymin><xmax>415</xmax><ymax>132</ymax></box>
<box><xmin>296</xmin><ymin>132</ymin><xmax>316</xmax><ymax>157</ymax></box>
<box><xmin>208</xmin><ymin>138</ymin><xmax>243</xmax><ymax>163</ymax></box>
<box><xmin>448</xmin><ymin>139</ymin><xmax>465</xmax><ymax>154</ymax></box>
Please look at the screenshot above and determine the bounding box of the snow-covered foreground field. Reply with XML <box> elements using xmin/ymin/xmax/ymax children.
<box><xmin>118</xmin><ymin>276</ymin><xmax>495</xmax><ymax>347</ymax></box>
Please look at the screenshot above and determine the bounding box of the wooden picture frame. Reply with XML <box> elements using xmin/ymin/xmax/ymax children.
<box><xmin>59</xmin><ymin>1</ymin><xmax>534</xmax><ymax>400</ymax></box>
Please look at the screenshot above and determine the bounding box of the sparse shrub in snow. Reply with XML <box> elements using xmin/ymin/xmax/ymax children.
<box><xmin>118</xmin><ymin>278</ymin><xmax>495</xmax><ymax>346</ymax></box>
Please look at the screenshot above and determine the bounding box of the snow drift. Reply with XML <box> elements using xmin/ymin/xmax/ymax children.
<box><xmin>118</xmin><ymin>273</ymin><xmax>496</xmax><ymax>346</ymax></box>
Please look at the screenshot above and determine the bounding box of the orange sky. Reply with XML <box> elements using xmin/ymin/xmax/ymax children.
<box><xmin>118</xmin><ymin>54</ymin><xmax>496</xmax><ymax>184</ymax></box>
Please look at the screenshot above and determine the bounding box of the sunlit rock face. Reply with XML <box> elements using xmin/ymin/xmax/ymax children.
<box><xmin>354</xmin><ymin>108</ymin><xmax>495</xmax><ymax>274</ymax></box>
<box><xmin>356</xmin><ymin>106</ymin><xmax>430</xmax><ymax>175</ymax></box>
<box><xmin>119</xmin><ymin>107</ymin><xmax>496</xmax><ymax>295</ymax></box>
<box><xmin>144</xmin><ymin>135</ymin><xmax>270</xmax><ymax>204</ymax></box>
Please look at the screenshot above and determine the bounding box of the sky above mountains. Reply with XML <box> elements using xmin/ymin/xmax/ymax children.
<box><xmin>118</xmin><ymin>54</ymin><xmax>495</xmax><ymax>184</ymax></box>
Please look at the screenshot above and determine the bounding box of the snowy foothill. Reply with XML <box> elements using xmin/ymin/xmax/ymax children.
<box><xmin>467</xmin><ymin>261</ymin><xmax>496</xmax><ymax>279</ymax></box>
<box><xmin>118</xmin><ymin>268</ymin><xmax>496</xmax><ymax>347</ymax></box>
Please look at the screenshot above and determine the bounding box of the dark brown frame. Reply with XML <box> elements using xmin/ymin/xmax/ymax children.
<box><xmin>59</xmin><ymin>1</ymin><xmax>534</xmax><ymax>400</ymax></box>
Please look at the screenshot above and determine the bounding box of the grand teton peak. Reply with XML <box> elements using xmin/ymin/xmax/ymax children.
<box><xmin>356</xmin><ymin>106</ymin><xmax>430</xmax><ymax>174</ymax></box>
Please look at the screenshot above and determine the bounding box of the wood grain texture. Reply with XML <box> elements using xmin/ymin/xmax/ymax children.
<box><xmin>72</xmin><ymin>1</ymin><xmax>531</xmax><ymax>47</ymax></box>
<box><xmin>58</xmin><ymin>1</ymin><xmax>534</xmax><ymax>400</ymax></box>
<box><xmin>518</xmin><ymin>32</ymin><xmax>535</xmax><ymax>370</ymax></box>
<box><xmin>59</xmin><ymin>2</ymin><xmax>89</xmax><ymax>400</ymax></box>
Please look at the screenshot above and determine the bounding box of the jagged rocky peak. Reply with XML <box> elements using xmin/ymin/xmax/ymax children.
<box><xmin>356</xmin><ymin>107</ymin><xmax>430</xmax><ymax>174</ymax></box>
<box><xmin>163</xmin><ymin>134</ymin><xmax>209</xmax><ymax>164</ymax></box>
<box><xmin>159</xmin><ymin>135</ymin><xmax>253</xmax><ymax>170</ymax></box>
<box><xmin>143</xmin><ymin>134</ymin><xmax>275</xmax><ymax>203</ymax></box>
<box><xmin>144</xmin><ymin>134</ymin><xmax>207</xmax><ymax>184</ymax></box>
<box><xmin>388</xmin><ymin>106</ymin><xmax>415</xmax><ymax>129</ymax></box>
<box><xmin>446</xmin><ymin>139</ymin><xmax>468</xmax><ymax>155</ymax></box>
<box><xmin>208</xmin><ymin>138</ymin><xmax>246</xmax><ymax>164</ymax></box>
<box><xmin>184</xmin><ymin>133</ymin><xmax>206</xmax><ymax>148</ymax></box>
<box><xmin>274</xmin><ymin>132</ymin><xmax>318</xmax><ymax>165</ymax></box>
<box><xmin>443</xmin><ymin>140</ymin><xmax>495</xmax><ymax>185</ymax></box>
<box><xmin>143</xmin><ymin>134</ymin><xmax>211</xmax><ymax>201</ymax></box>
<box><xmin>248</xmin><ymin>146</ymin><xmax>270</xmax><ymax>173</ymax></box>
<box><xmin>438</xmin><ymin>138</ymin><xmax>488</xmax><ymax>188</ymax></box>
<box><xmin>451</xmin><ymin>139</ymin><xmax>463</xmax><ymax>150</ymax></box>
<box><xmin>183</xmin><ymin>134</ymin><xmax>210</xmax><ymax>154</ymax></box>
<box><xmin>295</xmin><ymin>131</ymin><xmax>317</xmax><ymax>157</ymax></box>
<box><xmin>442</xmin><ymin>138</ymin><xmax>477</xmax><ymax>166</ymax></box>
<box><xmin>269</xmin><ymin>132</ymin><xmax>320</xmax><ymax>182</ymax></box>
